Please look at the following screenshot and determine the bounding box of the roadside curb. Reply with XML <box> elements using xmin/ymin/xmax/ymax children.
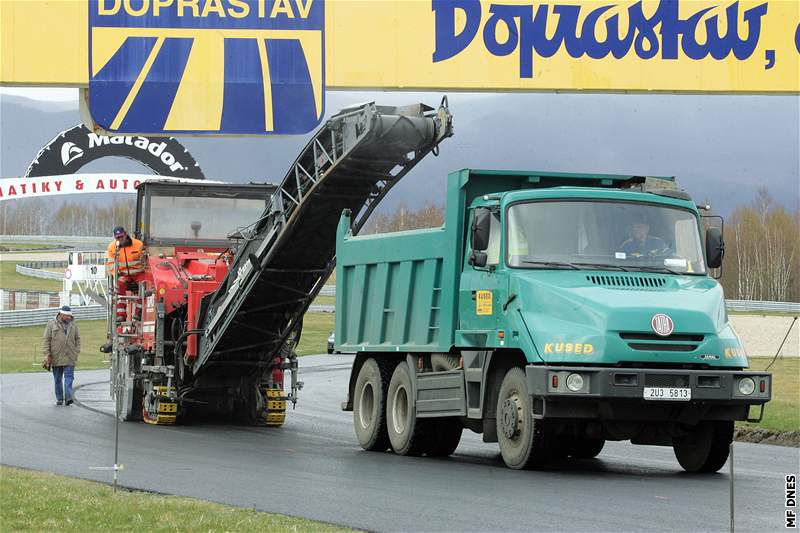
<box><xmin>735</xmin><ymin>427</ymin><xmax>800</xmax><ymax>447</ymax></box>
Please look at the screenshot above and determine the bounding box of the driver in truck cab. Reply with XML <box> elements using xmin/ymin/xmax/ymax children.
<box><xmin>619</xmin><ymin>219</ymin><xmax>670</xmax><ymax>258</ymax></box>
<box><xmin>106</xmin><ymin>226</ymin><xmax>145</xmax><ymax>322</ymax></box>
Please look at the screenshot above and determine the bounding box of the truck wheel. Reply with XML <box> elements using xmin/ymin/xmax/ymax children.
<box><xmin>386</xmin><ymin>361</ymin><xmax>432</xmax><ymax>456</ymax></box>
<box><xmin>673</xmin><ymin>421</ymin><xmax>733</xmax><ymax>473</ymax></box>
<box><xmin>568</xmin><ymin>438</ymin><xmax>605</xmax><ymax>459</ymax></box>
<box><xmin>496</xmin><ymin>368</ymin><xmax>551</xmax><ymax>469</ymax></box>
<box><xmin>426</xmin><ymin>418</ymin><xmax>463</xmax><ymax>457</ymax></box>
<box><xmin>353</xmin><ymin>358</ymin><xmax>392</xmax><ymax>451</ymax></box>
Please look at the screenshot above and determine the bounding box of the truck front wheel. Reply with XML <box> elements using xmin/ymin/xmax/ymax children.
<box><xmin>353</xmin><ymin>358</ymin><xmax>392</xmax><ymax>451</ymax></box>
<box><xmin>496</xmin><ymin>368</ymin><xmax>552</xmax><ymax>469</ymax></box>
<box><xmin>672</xmin><ymin>420</ymin><xmax>734</xmax><ymax>473</ymax></box>
<box><xmin>386</xmin><ymin>361</ymin><xmax>431</xmax><ymax>456</ymax></box>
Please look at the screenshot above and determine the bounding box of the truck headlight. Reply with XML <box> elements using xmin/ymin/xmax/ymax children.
<box><xmin>737</xmin><ymin>377</ymin><xmax>755</xmax><ymax>396</ymax></box>
<box><xmin>566</xmin><ymin>373</ymin><xmax>585</xmax><ymax>392</ymax></box>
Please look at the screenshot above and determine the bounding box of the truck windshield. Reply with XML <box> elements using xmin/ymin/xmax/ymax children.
<box><xmin>506</xmin><ymin>201</ymin><xmax>706</xmax><ymax>274</ymax></box>
<box><xmin>149</xmin><ymin>195</ymin><xmax>267</xmax><ymax>242</ymax></box>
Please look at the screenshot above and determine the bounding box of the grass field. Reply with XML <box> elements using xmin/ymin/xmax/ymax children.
<box><xmin>0</xmin><ymin>319</ymin><xmax>110</xmax><ymax>373</ymax></box>
<box><xmin>295</xmin><ymin>312</ymin><xmax>335</xmax><ymax>356</ymax></box>
<box><xmin>0</xmin><ymin>312</ymin><xmax>335</xmax><ymax>373</ymax></box>
<box><xmin>0</xmin><ymin>466</ymin><xmax>350</xmax><ymax>532</ymax></box>
<box><xmin>740</xmin><ymin>357</ymin><xmax>799</xmax><ymax>433</ymax></box>
<box><xmin>0</xmin><ymin>260</ymin><xmax>64</xmax><ymax>292</ymax></box>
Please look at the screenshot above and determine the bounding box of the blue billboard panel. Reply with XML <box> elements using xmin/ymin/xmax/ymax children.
<box><xmin>88</xmin><ymin>0</ymin><xmax>325</xmax><ymax>135</ymax></box>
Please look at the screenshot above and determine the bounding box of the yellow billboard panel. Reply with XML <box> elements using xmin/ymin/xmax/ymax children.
<box><xmin>2</xmin><ymin>0</ymin><xmax>799</xmax><ymax>94</ymax></box>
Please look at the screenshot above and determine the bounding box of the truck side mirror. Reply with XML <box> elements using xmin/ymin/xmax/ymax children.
<box><xmin>470</xmin><ymin>251</ymin><xmax>488</xmax><ymax>268</ymax></box>
<box><xmin>472</xmin><ymin>208</ymin><xmax>491</xmax><ymax>251</ymax></box>
<box><xmin>705</xmin><ymin>227</ymin><xmax>724</xmax><ymax>269</ymax></box>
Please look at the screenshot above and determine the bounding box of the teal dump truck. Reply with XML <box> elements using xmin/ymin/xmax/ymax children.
<box><xmin>336</xmin><ymin>169</ymin><xmax>771</xmax><ymax>472</ymax></box>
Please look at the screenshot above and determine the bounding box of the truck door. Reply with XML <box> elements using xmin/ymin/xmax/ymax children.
<box><xmin>459</xmin><ymin>207</ymin><xmax>507</xmax><ymax>346</ymax></box>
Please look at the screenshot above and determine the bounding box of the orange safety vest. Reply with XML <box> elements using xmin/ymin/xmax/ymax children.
<box><xmin>106</xmin><ymin>237</ymin><xmax>145</xmax><ymax>276</ymax></box>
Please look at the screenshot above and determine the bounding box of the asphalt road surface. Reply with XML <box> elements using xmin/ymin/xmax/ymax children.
<box><xmin>2</xmin><ymin>356</ymin><xmax>796</xmax><ymax>532</ymax></box>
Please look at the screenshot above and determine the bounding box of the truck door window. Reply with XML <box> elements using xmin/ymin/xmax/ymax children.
<box><xmin>486</xmin><ymin>212</ymin><xmax>501</xmax><ymax>266</ymax></box>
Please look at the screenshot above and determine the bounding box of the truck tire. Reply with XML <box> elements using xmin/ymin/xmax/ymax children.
<box><xmin>672</xmin><ymin>421</ymin><xmax>734</xmax><ymax>473</ymax></box>
<box><xmin>353</xmin><ymin>358</ymin><xmax>392</xmax><ymax>451</ymax></box>
<box><xmin>426</xmin><ymin>418</ymin><xmax>463</xmax><ymax>457</ymax></box>
<box><xmin>496</xmin><ymin>368</ymin><xmax>552</xmax><ymax>469</ymax></box>
<box><xmin>386</xmin><ymin>361</ymin><xmax>432</xmax><ymax>456</ymax></box>
<box><xmin>568</xmin><ymin>438</ymin><xmax>605</xmax><ymax>459</ymax></box>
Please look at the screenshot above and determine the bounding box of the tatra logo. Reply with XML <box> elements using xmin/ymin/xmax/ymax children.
<box><xmin>651</xmin><ymin>313</ymin><xmax>674</xmax><ymax>336</ymax></box>
<box><xmin>88</xmin><ymin>0</ymin><xmax>325</xmax><ymax>135</ymax></box>
<box><xmin>60</xmin><ymin>142</ymin><xmax>84</xmax><ymax>166</ymax></box>
<box><xmin>433</xmin><ymin>0</ymin><xmax>771</xmax><ymax>79</ymax></box>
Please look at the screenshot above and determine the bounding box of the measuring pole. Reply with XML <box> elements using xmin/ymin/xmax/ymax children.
<box><xmin>729</xmin><ymin>441</ymin><xmax>734</xmax><ymax>533</ymax></box>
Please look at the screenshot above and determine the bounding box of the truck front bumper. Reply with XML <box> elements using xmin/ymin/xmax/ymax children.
<box><xmin>526</xmin><ymin>365</ymin><xmax>771</xmax><ymax>422</ymax></box>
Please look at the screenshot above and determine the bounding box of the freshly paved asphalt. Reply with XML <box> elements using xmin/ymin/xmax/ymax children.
<box><xmin>1</xmin><ymin>355</ymin><xmax>796</xmax><ymax>532</ymax></box>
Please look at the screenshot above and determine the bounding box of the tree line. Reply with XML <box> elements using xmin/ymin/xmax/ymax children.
<box><xmin>1</xmin><ymin>191</ymin><xmax>797</xmax><ymax>302</ymax></box>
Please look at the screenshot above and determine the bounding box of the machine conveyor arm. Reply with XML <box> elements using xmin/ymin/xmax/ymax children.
<box><xmin>194</xmin><ymin>100</ymin><xmax>453</xmax><ymax>377</ymax></box>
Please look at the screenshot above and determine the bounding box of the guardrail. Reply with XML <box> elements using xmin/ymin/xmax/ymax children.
<box><xmin>726</xmin><ymin>300</ymin><xmax>800</xmax><ymax>314</ymax></box>
<box><xmin>15</xmin><ymin>264</ymin><xmax>63</xmax><ymax>280</ymax></box>
<box><xmin>0</xmin><ymin>235</ymin><xmax>107</xmax><ymax>244</ymax></box>
<box><xmin>318</xmin><ymin>286</ymin><xmax>336</xmax><ymax>296</ymax></box>
<box><xmin>0</xmin><ymin>305</ymin><xmax>106</xmax><ymax>328</ymax></box>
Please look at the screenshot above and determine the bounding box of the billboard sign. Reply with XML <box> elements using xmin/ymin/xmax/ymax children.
<box><xmin>88</xmin><ymin>0</ymin><xmax>324</xmax><ymax>135</ymax></box>
<box><xmin>0</xmin><ymin>1</ymin><xmax>797</xmax><ymax>137</ymax></box>
<box><xmin>0</xmin><ymin>174</ymin><xmax>217</xmax><ymax>202</ymax></box>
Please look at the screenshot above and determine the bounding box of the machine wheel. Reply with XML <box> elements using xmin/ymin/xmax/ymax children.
<box><xmin>353</xmin><ymin>358</ymin><xmax>392</xmax><ymax>451</ymax></box>
<box><xmin>426</xmin><ymin>418</ymin><xmax>463</xmax><ymax>457</ymax></box>
<box><xmin>496</xmin><ymin>368</ymin><xmax>552</xmax><ymax>469</ymax></box>
<box><xmin>673</xmin><ymin>421</ymin><xmax>733</xmax><ymax>473</ymax></box>
<box><xmin>386</xmin><ymin>361</ymin><xmax>432</xmax><ymax>456</ymax></box>
<box><xmin>567</xmin><ymin>438</ymin><xmax>605</xmax><ymax>459</ymax></box>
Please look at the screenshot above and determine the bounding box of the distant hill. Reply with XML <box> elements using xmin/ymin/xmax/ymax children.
<box><xmin>1</xmin><ymin>91</ymin><xmax>798</xmax><ymax>216</ymax></box>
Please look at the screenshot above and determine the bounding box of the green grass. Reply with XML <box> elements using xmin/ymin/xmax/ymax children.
<box><xmin>0</xmin><ymin>261</ymin><xmax>64</xmax><ymax>292</ymax></box>
<box><xmin>0</xmin><ymin>319</ymin><xmax>110</xmax><ymax>373</ymax></box>
<box><xmin>0</xmin><ymin>466</ymin><xmax>351</xmax><ymax>532</ymax></box>
<box><xmin>296</xmin><ymin>312</ymin><xmax>335</xmax><ymax>356</ymax></box>
<box><xmin>312</xmin><ymin>295</ymin><xmax>335</xmax><ymax>306</ymax></box>
<box><xmin>0</xmin><ymin>313</ymin><xmax>335</xmax><ymax>373</ymax></box>
<box><xmin>739</xmin><ymin>357</ymin><xmax>799</xmax><ymax>433</ymax></box>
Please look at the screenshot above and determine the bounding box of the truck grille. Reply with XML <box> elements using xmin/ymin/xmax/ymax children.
<box><xmin>644</xmin><ymin>374</ymin><xmax>689</xmax><ymax>387</ymax></box>
<box><xmin>620</xmin><ymin>332</ymin><xmax>703</xmax><ymax>352</ymax></box>
<box><xmin>586</xmin><ymin>275</ymin><xmax>666</xmax><ymax>289</ymax></box>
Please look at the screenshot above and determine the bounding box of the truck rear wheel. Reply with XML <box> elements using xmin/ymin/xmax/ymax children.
<box><xmin>386</xmin><ymin>361</ymin><xmax>431</xmax><ymax>456</ymax></box>
<box><xmin>672</xmin><ymin>421</ymin><xmax>734</xmax><ymax>473</ymax></box>
<box><xmin>496</xmin><ymin>368</ymin><xmax>552</xmax><ymax>469</ymax></box>
<box><xmin>353</xmin><ymin>358</ymin><xmax>392</xmax><ymax>451</ymax></box>
<box><xmin>426</xmin><ymin>418</ymin><xmax>463</xmax><ymax>457</ymax></box>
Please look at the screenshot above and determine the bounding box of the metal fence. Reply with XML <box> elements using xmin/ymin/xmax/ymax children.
<box><xmin>15</xmin><ymin>264</ymin><xmax>64</xmax><ymax>280</ymax></box>
<box><xmin>726</xmin><ymin>300</ymin><xmax>800</xmax><ymax>314</ymax></box>
<box><xmin>0</xmin><ymin>305</ymin><xmax>106</xmax><ymax>328</ymax></box>
<box><xmin>318</xmin><ymin>286</ymin><xmax>336</xmax><ymax>296</ymax></box>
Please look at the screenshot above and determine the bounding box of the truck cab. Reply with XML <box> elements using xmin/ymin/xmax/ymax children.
<box><xmin>338</xmin><ymin>169</ymin><xmax>770</xmax><ymax>472</ymax></box>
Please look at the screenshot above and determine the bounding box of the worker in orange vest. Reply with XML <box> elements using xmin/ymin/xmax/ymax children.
<box><xmin>106</xmin><ymin>226</ymin><xmax>145</xmax><ymax>322</ymax></box>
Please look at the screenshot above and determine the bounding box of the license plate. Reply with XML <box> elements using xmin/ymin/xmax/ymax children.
<box><xmin>643</xmin><ymin>387</ymin><xmax>691</xmax><ymax>401</ymax></box>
